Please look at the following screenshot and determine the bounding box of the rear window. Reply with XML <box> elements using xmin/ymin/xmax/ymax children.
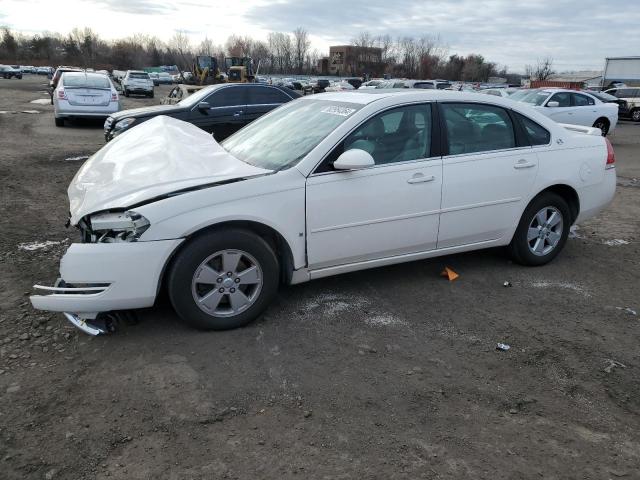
<box><xmin>63</xmin><ymin>74</ymin><xmax>110</xmax><ymax>89</ymax></box>
<box><xmin>516</xmin><ymin>112</ymin><xmax>550</xmax><ymax>146</ymax></box>
<box><xmin>129</xmin><ymin>72</ymin><xmax>150</xmax><ymax>79</ymax></box>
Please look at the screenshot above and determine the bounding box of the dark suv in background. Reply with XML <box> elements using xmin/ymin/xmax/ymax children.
<box><xmin>104</xmin><ymin>83</ymin><xmax>300</xmax><ymax>141</ymax></box>
<box><xmin>0</xmin><ymin>65</ymin><xmax>23</xmax><ymax>79</ymax></box>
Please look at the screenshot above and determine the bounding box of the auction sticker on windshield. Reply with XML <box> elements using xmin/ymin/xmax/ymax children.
<box><xmin>321</xmin><ymin>106</ymin><xmax>356</xmax><ymax>116</ymax></box>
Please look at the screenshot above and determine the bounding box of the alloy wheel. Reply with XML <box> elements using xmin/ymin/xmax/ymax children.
<box><xmin>191</xmin><ymin>249</ymin><xmax>263</xmax><ymax>317</ymax></box>
<box><xmin>527</xmin><ymin>207</ymin><xmax>563</xmax><ymax>256</ymax></box>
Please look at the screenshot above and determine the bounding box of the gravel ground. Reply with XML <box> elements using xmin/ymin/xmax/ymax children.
<box><xmin>1</xmin><ymin>75</ymin><xmax>639</xmax><ymax>480</ymax></box>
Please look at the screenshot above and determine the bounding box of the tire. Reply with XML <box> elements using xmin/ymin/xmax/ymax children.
<box><xmin>149</xmin><ymin>92</ymin><xmax>154</xmax><ymax>98</ymax></box>
<box><xmin>508</xmin><ymin>192</ymin><xmax>571</xmax><ymax>266</ymax></box>
<box><xmin>123</xmin><ymin>89</ymin><xmax>129</xmax><ymax>97</ymax></box>
<box><xmin>54</xmin><ymin>117</ymin><xmax>64</xmax><ymax>127</ymax></box>
<box><xmin>631</xmin><ymin>109</ymin><xmax>640</xmax><ymax>123</ymax></box>
<box><xmin>168</xmin><ymin>229</ymin><xmax>279</xmax><ymax>330</ymax></box>
<box><xmin>593</xmin><ymin>118</ymin><xmax>609</xmax><ymax>136</ymax></box>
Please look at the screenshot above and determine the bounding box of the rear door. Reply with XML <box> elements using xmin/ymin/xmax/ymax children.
<box><xmin>437</xmin><ymin>102</ymin><xmax>539</xmax><ymax>248</ymax></box>
<box><xmin>190</xmin><ymin>86</ymin><xmax>247</xmax><ymax>139</ymax></box>
<box><xmin>245</xmin><ymin>86</ymin><xmax>292</xmax><ymax>122</ymax></box>
<box><xmin>570</xmin><ymin>92</ymin><xmax>598</xmax><ymax>125</ymax></box>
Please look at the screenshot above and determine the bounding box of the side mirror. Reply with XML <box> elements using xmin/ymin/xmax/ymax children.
<box><xmin>334</xmin><ymin>149</ymin><xmax>375</xmax><ymax>170</ymax></box>
<box><xmin>546</xmin><ymin>101</ymin><xmax>559</xmax><ymax>108</ymax></box>
<box><xmin>197</xmin><ymin>101</ymin><xmax>210</xmax><ymax>111</ymax></box>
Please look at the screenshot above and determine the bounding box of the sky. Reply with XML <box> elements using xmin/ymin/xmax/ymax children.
<box><xmin>1</xmin><ymin>0</ymin><xmax>638</xmax><ymax>73</ymax></box>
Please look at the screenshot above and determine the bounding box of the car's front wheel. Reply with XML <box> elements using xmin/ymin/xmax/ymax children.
<box><xmin>508</xmin><ymin>192</ymin><xmax>571</xmax><ymax>266</ymax></box>
<box><xmin>54</xmin><ymin>117</ymin><xmax>64</xmax><ymax>127</ymax></box>
<box><xmin>593</xmin><ymin>118</ymin><xmax>609</xmax><ymax>136</ymax></box>
<box><xmin>631</xmin><ymin>109</ymin><xmax>640</xmax><ymax>123</ymax></box>
<box><xmin>168</xmin><ymin>229</ymin><xmax>279</xmax><ymax>330</ymax></box>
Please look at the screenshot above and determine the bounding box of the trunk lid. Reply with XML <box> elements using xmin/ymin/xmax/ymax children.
<box><xmin>66</xmin><ymin>87</ymin><xmax>111</xmax><ymax>106</ymax></box>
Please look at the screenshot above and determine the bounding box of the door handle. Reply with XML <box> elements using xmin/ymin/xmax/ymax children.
<box><xmin>233</xmin><ymin>110</ymin><xmax>244</xmax><ymax>117</ymax></box>
<box><xmin>407</xmin><ymin>174</ymin><xmax>435</xmax><ymax>184</ymax></box>
<box><xmin>514</xmin><ymin>160</ymin><xmax>535</xmax><ymax>169</ymax></box>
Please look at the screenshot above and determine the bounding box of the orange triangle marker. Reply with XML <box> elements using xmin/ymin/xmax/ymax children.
<box><xmin>440</xmin><ymin>266</ymin><xmax>459</xmax><ymax>281</ymax></box>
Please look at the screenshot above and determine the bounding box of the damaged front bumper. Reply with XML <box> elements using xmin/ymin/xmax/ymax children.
<box><xmin>30</xmin><ymin>239</ymin><xmax>183</xmax><ymax>335</ymax></box>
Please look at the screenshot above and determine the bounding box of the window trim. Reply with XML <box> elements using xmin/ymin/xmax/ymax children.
<box><xmin>571</xmin><ymin>92</ymin><xmax>595</xmax><ymax>107</ymax></box>
<box><xmin>437</xmin><ymin>101</ymin><xmax>527</xmax><ymax>158</ymax></box>
<box><xmin>512</xmin><ymin>111</ymin><xmax>552</xmax><ymax>148</ymax></box>
<box><xmin>310</xmin><ymin>101</ymin><xmax>441</xmax><ymax>177</ymax></box>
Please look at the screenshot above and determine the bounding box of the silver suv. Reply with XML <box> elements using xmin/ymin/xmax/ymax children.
<box><xmin>122</xmin><ymin>70</ymin><xmax>154</xmax><ymax>98</ymax></box>
<box><xmin>605</xmin><ymin>87</ymin><xmax>640</xmax><ymax>122</ymax></box>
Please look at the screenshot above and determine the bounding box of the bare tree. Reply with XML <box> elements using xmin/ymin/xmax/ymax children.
<box><xmin>293</xmin><ymin>28</ymin><xmax>310</xmax><ymax>74</ymax></box>
<box><xmin>526</xmin><ymin>57</ymin><xmax>555</xmax><ymax>81</ymax></box>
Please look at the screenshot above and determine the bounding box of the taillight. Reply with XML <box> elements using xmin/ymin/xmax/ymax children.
<box><xmin>111</xmin><ymin>92</ymin><xmax>118</xmax><ymax>102</ymax></box>
<box><xmin>605</xmin><ymin>138</ymin><xmax>615</xmax><ymax>169</ymax></box>
<box><xmin>57</xmin><ymin>90</ymin><xmax>66</xmax><ymax>100</ymax></box>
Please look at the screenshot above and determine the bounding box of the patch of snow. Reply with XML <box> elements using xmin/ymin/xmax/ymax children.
<box><xmin>0</xmin><ymin>110</ymin><xmax>17</xmax><ymax>114</ymax></box>
<box><xmin>603</xmin><ymin>239</ymin><xmax>629</xmax><ymax>246</ymax></box>
<box><xmin>18</xmin><ymin>239</ymin><xmax>67</xmax><ymax>251</ymax></box>
<box><xmin>301</xmin><ymin>293</ymin><xmax>405</xmax><ymax>328</ymax></box>
<box><xmin>616</xmin><ymin>306</ymin><xmax>637</xmax><ymax>316</ymax></box>
<box><xmin>531</xmin><ymin>281</ymin><xmax>590</xmax><ymax>297</ymax></box>
<box><xmin>568</xmin><ymin>225</ymin><xmax>582</xmax><ymax>239</ymax></box>
<box><xmin>21</xmin><ymin>110</ymin><xmax>40</xmax><ymax>114</ymax></box>
<box><xmin>64</xmin><ymin>155</ymin><xmax>90</xmax><ymax>162</ymax></box>
<box><xmin>30</xmin><ymin>98</ymin><xmax>51</xmax><ymax>104</ymax></box>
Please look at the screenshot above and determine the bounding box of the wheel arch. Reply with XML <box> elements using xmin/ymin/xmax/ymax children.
<box><xmin>531</xmin><ymin>184</ymin><xmax>580</xmax><ymax>224</ymax></box>
<box><xmin>157</xmin><ymin>220</ymin><xmax>296</xmax><ymax>299</ymax></box>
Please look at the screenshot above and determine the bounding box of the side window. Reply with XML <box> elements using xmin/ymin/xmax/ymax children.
<box><xmin>548</xmin><ymin>92</ymin><xmax>571</xmax><ymax>107</ymax></box>
<box><xmin>632</xmin><ymin>89</ymin><xmax>640</xmax><ymax>98</ymax></box>
<box><xmin>342</xmin><ymin>104</ymin><xmax>433</xmax><ymax>165</ymax></box>
<box><xmin>207</xmin><ymin>87</ymin><xmax>247</xmax><ymax>107</ymax></box>
<box><xmin>572</xmin><ymin>93</ymin><xmax>594</xmax><ymax>106</ymax></box>
<box><xmin>515</xmin><ymin>112</ymin><xmax>551</xmax><ymax>146</ymax></box>
<box><xmin>247</xmin><ymin>86</ymin><xmax>290</xmax><ymax>104</ymax></box>
<box><xmin>615</xmin><ymin>89</ymin><xmax>630</xmax><ymax>98</ymax></box>
<box><xmin>442</xmin><ymin>103</ymin><xmax>515</xmax><ymax>155</ymax></box>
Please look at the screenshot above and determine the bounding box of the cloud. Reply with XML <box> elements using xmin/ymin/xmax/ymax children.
<box><xmin>244</xmin><ymin>0</ymin><xmax>640</xmax><ymax>71</ymax></box>
<box><xmin>89</xmin><ymin>0</ymin><xmax>176</xmax><ymax>15</ymax></box>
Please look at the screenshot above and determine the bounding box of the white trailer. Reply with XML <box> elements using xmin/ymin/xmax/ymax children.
<box><xmin>603</xmin><ymin>56</ymin><xmax>640</xmax><ymax>88</ymax></box>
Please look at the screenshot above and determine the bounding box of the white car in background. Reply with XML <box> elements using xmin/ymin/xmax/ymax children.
<box><xmin>516</xmin><ymin>88</ymin><xmax>618</xmax><ymax>136</ymax></box>
<box><xmin>121</xmin><ymin>70</ymin><xmax>154</xmax><ymax>98</ymax></box>
<box><xmin>53</xmin><ymin>72</ymin><xmax>120</xmax><ymax>127</ymax></box>
<box><xmin>31</xmin><ymin>90</ymin><xmax>616</xmax><ymax>335</ymax></box>
<box><xmin>481</xmin><ymin>88</ymin><xmax>519</xmax><ymax>98</ymax></box>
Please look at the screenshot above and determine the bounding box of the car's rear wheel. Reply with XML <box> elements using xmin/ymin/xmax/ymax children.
<box><xmin>123</xmin><ymin>89</ymin><xmax>129</xmax><ymax>97</ymax></box>
<box><xmin>631</xmin><ymin>109</ymin><xmax>640</xmax><ymax>122</ymax></box>
<box><xmin>593</xmin><ymin>118</ymin><xmax>609</xmax><ymax>136</ymax></box>
<box><xmin>54</xmin><ymin>117</ymin><xmax>64</xmax><ymax>127</ymax></box>
<box><xmin>168</xmin><ymin>229</ymin><xmax>279</xmax><ymax>330</ymax></box>
<box><xmin>508</xmin><ymin>192</ymin><xmax>570</xmax><ymax>266</ymax></box>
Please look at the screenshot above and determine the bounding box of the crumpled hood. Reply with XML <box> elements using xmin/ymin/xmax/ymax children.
<box><xmin>68</xmin><ymin>115</ymin><xmax>272</xmax><ymax>224</ymax></box>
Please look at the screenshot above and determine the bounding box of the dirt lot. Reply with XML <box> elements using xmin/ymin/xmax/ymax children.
<box><xmin>1</xmin><ymin>75</ymin><xmax>639</xmax><ymax>479</ymax></box>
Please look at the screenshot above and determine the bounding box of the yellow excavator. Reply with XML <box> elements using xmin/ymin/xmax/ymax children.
<box><xmin>225</xmin><ymin>57</ymin><xmax>254</xmax><ymax>83</ymax></box>
<box><xmin>190</xmin><ymin>56</ymin><xmax>225</xmax><ymax>85</ymax></box>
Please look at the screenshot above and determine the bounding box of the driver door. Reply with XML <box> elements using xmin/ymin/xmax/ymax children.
<box><xmin>305</xmin><ymin>103</ymin><xmax>442</xmax><ymax>270</ymax></box>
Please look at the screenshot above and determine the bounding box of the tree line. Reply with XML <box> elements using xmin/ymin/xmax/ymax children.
<box><xmin>0</xmin><ymin>26</ymin><xmax>523</xmax><ymax>82</ymax></box>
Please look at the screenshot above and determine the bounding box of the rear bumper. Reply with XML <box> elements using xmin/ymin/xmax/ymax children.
<box><xmin>575</xmin><ymin>168</ymin><xmax>617</xmax><ymax>223</ymax></box>
<box><xmin>30</xmin><ymin>239</ymin><xmax>183</xmax><ymax>314</ymax></box>
<box><xmin>55</xmin><ymin>103</ymin><xmax>119</xmax><ymax>118</ymax></box>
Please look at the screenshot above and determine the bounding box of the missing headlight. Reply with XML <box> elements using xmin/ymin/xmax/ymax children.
<box><xmin>84</xmin><ymin>211</ymin><xmax>150</xmax><ymax>243</ymax></box>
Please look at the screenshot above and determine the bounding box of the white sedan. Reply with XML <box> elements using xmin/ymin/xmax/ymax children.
<box><xmin>516</xmin><ymin>88</ymin><xmax>618</xmax><ymax>136</ymax></box>
<box><xmin>31</xmin><ymin>91</ymin><xmax>616</xmax><ymax>334</ymax></box>
<box><xmin>53</xmin><ymin>72</ymin><xmax>120</xmax><ymax>127</ymax></box>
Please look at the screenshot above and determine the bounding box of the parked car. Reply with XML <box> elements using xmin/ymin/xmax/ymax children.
<box><xmin>104</xmin><ymin>83</ymin><xmax>300</xmax><ymax>141</ymax></box>
<box><xmin>121</xmin><ymin>70</ymin><xmax>154</xmax><ymax>98</ymax></box>
<box><xmin>481</xmin><ymin>88</ymin><xmax>518</xmax><ymax>97</ymax></box>
<box><xmin>376</xmin><ymin>80</ymin><xmax>407</xmax><ymax>88</ymax></box>
<box><xmin>20</xmin><ymin>65</ymin><xmax>35</xmax><ymax>73</ymax></box>
<box><xmin>0</xmin><ymin>65</ymin><xmax>23</xmax><ymax>79</ymax></box>
<box><xmin>516</xmin><ymin>88</ymin><xmax>618</xmax><ymax>135</ymax></box>
<box><xmin>604</xmin><ymin>87</ymin><xmax>640</xmax><ymax>122</ymax></box>
<box><xmin>49</xmin><ymin>66</ymin><xmax>83</xmax><ymax>103</ymax></box>
<box><xmin>324</xmin><ymin>81</ymin><xmax>355</xmax><ymax>92</ymax></box>
<box><xmin>311</xmin><ymin>79</ymin><xmax>330</xmax><ymax>93</ymax></box>
<box><xmin>160</xmin><ymin>84</ymin><xmax>207</xmax><ymax>105</ymax></box>
<box><xmin>156</xmin><ymin>72</ymin><xmax>173</xmax><ymax>85</ymax></box>
<box><xmin>36</xmin><ymin>66</ymin><xmax>51</xmax><ymax>75</ymax></box>
<box><xmin>148</xmin><ymin>72</ymin><xmax>160</xmax><ymax>86</ymax></box>
<box><xmin>53</xmin><ymin>72</ymin><xmax>120</xmax><ymax>127</ymax></box>
<box><xmin>359</xmin><ymin>80</ymin><xmax>384</xmax><ymax>89</ymax></box>
<box><xmin>31</xmin><ymin>90</ymin><xmax>616</xmax><ymax>335</ymax></box>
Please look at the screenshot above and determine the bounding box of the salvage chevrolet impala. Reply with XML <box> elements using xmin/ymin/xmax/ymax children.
<box><xmin>30</xmin><ymin>90</ymin><xmax>616</xmax><ymax>334</ymax></box>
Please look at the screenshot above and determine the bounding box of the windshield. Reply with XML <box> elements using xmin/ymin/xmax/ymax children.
<box><xmin>519</xmin><ymin>90</ymin><xmax>552</xmax><ymax>106</ymax></box>
<box><xmin>176</xmin><ymin>85</ymin><xmax>217</xmax><ymax>107</ymax></box>
<box><xmin>509</xmin><ymin>89</ymin><xmax>532</xmax><ymax>100</ymax></box>
<box><xmin>222</xmin><ymin>99</ymin><xmax>363</xmax><ymax>171</ymax></box>
<box><xmin>63</xmin><ymin>73</ymin><xmax>110</xmax><ymax>88</ymax></box>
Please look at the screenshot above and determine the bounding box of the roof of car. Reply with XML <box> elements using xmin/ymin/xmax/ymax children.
<box><xmin>309</xmin><ymin>89</ymin><xmax>526</xmax><ymax>105</ymax></box>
